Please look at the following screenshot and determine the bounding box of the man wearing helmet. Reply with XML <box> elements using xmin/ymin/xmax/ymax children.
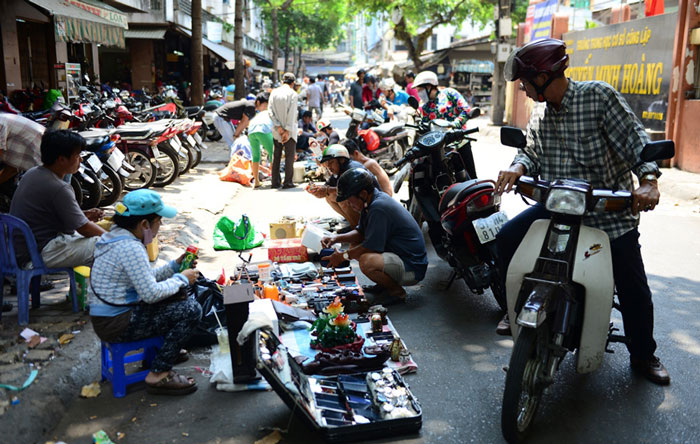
<box><xmin>315</xmin><ymin>119</ymin><xmax>340</xmax><ymax>148</ymax></box>
<box><xmin>320</xmin><ymin>168</ymin><xmax>428</xmax><ymax>305</ymax></box>
<box><xmin>378</xmin><ymin>78</ymin><xmax>410</xmax><ymax>121</ymax></box>
<box><xmin>413</xmin><ymin>71</ymin><xmax>471</xmax><ymax>129</ymax></box>
<box><xmin>494</xmin><ymin>38</ymin><xmax>669</xmax><ymax>385</ymax></box>
<box><xmin>307</xmin><ymin>144</ymin><xmax>379</xmax><ymax>227</ymax></box>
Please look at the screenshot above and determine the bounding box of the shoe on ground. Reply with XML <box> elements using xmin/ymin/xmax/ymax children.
<box><xmin>496</xmin><ymin>314</ymin><xmax>511</xmax><ymax>336</ymax></box>
<box><xmin>362</xmin><ymin>284</ymin><xmax>385</xmax><ymax>294</ymax></box>
<box><xmin>271</xmin><ymin>184</ymin><xmax>281</xmax><ymax>189</ymax></box>
<box><xmin>281</xmin><ymin>183</ymin><xmax>297</xmax><ymax>189</ymax></box>
<box><xmin>630</xmin><ymin>355</ymin><xmax>670</xmax><ymax>385</ymax></box>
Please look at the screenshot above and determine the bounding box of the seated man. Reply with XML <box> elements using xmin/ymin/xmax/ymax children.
<box><xmin>306</xmin><ymin>145</ymin><xmax>379</xmax><ymax>228</ymax></box>
<box><xmin>341</xmin><ymin>139</ymin><xmax>392</xmax><ymax>196</ymax></box>
<box><xmin>296</xmin><ymin>110</ymin><xmax>316</xmax><ymax>151</ymax></box>
<box><xmin>321</xmin><ymin>168</ymin><xmax>428</xmax><ymax>304</ymax></box>
<box><xmin>315</xmin><ymin>120</ymin><xmax>340</xmax><ymax>149</ymax></box>
<box><xmin>10</xmin><ymin>130</ymin><xmax>105</xmax><ymax>269</ymax></box>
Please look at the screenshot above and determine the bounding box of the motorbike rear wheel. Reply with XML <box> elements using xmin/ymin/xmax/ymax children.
<box><xmin>70</xmin><ymin>175</ymin><xmax>83</xmax><ymax>206</ymax></box>
<box><xmin>124</xmin><ymin>149</ymin><xmax>157</xmax><ymax>190</ymax></box>
<box><xmin>177</xmin><ymin>141</ymin><xmax>195</xmax><ymax>175</ymax></box>
<box><xmin>76</xmin><ymin>169</ymin><xmax>103</xmax><ymax>210</ymax></box>
<box><xmin>501</xmin><ymin>328</ymin><xmax>543</xmax><ymax>444</ymax></box>
<box><xmin>98</xmin><ymin>165</ymin><xmax>123</xmax><ymax>207</ymax></box>
<box><xmin>207</xmin><ymin>126</ymin><xmax>222</xmax><ymax>142</ymax></box>
<box><xmin>153</xmin><ymin>144</ymin><xmax>180</xmax><ymax>187</ymax></box>
<box><xmin>191</xmin><ymin>144</ymin><xmax>202</xmax><ymax>168</ymax></box>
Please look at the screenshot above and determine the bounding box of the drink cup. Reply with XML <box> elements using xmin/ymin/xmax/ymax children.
<box><xmin>216</xmin><ymin>327</ymin><xmax>230</xmax><ymax>354</ymax></box>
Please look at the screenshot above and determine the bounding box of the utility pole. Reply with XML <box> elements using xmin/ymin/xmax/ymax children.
<box><xmin>191</xmin><ymin>0</ymin><xmax>203</xmax><ymax>105</ymax></box>
<box><xmin>492</xmin><ymin>0</ymin><xmax>512</xmax><ymax>125</ymax></box>
<box><xmin>234</xmin><ymin>0</ymin><xmax>245</xmax><ymax>99</ymax></box>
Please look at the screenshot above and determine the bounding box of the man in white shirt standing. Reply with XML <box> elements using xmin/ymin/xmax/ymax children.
<box><xmin>268</xmin><ymin>72</ymin><xmax>299</xmax><ymax>189</ymax></box>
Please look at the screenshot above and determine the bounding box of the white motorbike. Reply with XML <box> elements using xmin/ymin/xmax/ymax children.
<box><xmin>498</xmin><ymin>126</ymin><xmax>675</xmax><ymax>443</ymax></box>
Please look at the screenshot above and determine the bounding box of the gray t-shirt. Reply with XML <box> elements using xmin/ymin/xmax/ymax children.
<box><xmin>357</xmin><ymin>191</ymin><xmax>428</xmax><ymax>280</ymax></box>
<box><xmin>10</xmin><ymin>166</ymin><xmax>88</xmax><ymax>262</ymax></box>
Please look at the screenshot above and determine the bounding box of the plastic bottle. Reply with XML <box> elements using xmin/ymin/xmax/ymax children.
<box><xmin>179</xmin><ymin>245</ymin><xmax>199</xmax><ymax>272</ymax></box>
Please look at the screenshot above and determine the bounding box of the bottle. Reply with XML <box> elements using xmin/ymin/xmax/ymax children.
<box><xmin>179</xmin><ymin>245</ymin><xmax>199</xmax><ymax>272</ymax></box>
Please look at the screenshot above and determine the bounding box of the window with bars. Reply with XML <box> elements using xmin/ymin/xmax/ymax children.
<box><xmin>150</xmin><ymin>0</ymin><xmax>162</xmax><ymax>10</ymax></box>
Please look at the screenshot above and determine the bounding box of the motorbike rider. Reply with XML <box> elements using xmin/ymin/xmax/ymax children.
<box><xmin>494</xmin><ymin>38</ymin><xmax>669</xmax><ymax>385</ymax></box>
<box><xmin>378</xmin><ymin>78</ymin><xmax>410</xmax><ymax>121</ymax></box>
<box><xmin>306</xmin><ymin>144</ymin><xmax>379</xmax><ymax>228</ymax></box>
<box><xmin>413</xmin><ymin>71</ymin><xmax>471</xmax><ymax>129</ymax></box>
<box><xmin>321</xmin><ymin>168</ymin><xmax>428</xmax><ymax>305</ymax></box>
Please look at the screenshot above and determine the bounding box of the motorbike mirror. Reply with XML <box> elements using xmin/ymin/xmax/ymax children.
<box><xmin>468</xmin><ymin>107</ymin><xmax>481</xmax><ymax>119</ymax></box>
<box><xmin>84</xmin><ymin>74</ymin><xmax>90</xmax><ymax>83</ymax></box>
<box><xmin>640</xmin><ymin>140</ymin><xmax>675</xmax><ymax>162</ymax></box>
<box><xmin>501</xmin><ymin>126</ymin><xmax>527</xmax><ymax>148</ymax></box>
<box><xmin>407</xmin><ymin>96</ymin><xmax>419</xmax><ymax>110</ymax></box>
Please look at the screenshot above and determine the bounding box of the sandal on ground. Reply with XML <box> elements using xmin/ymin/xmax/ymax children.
<box><xmin>146</xmin><ymin>371</ymin><xmax>197</xmax><ymax>396</ymax></box>
<box><xmin>368</xmin><ymin>291</ymin><xmax>406</xmax><ymax>306</ymax></box>
<box><xmin>142</xmin><ymin>349</ymin><xmax>188</xmax><ymax>370</ymax></box>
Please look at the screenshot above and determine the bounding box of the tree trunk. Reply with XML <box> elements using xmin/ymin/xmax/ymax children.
<box><xmin>394</xmin><ymin>17</ymin><xmax>424</xmax><ymax>72</ymax></box>
<box><xmin>283</xmin><ymin>23</ymin><xmax>291</xmax><ymax>73</ymax></box>
<box><xmin>190</xmin><ymin>0</ymin><xmax>203</xmax><ymax>105</ymax></box>
<box><xmin>271</xmin><ymin>8</ymin><xmax>280</xmax><ymax>83</ymax></box>
<box><xmin>234</xmin><ymin>0</ymin><xmax>245</xmax><ymax>99</ymax></box>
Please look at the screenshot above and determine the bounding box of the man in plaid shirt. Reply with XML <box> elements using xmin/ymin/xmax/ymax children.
<box><xmin>494</xmin><ymin>39</ymin><xmax>669</xmax><ymax>385</ymax></box>
<box><xmin>0</xmin><ymin>113</ymin><xmax>44</xmax><ymax>185</ymax></box>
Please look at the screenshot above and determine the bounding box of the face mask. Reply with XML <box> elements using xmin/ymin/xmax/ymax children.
<box><xmin>142</xmin><ymin>223</ymin><xmax>154</xmax><ymax>246</ymax></box>
<box><xmin>418</xmin><ymin>88</ymin><xmax>429</xmax><ymax>104</ymax></box>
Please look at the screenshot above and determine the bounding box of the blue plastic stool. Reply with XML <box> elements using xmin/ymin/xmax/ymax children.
<box><xmin>101</xmin><ymin>336</ymin><xmax>165</xmax><ymax>398</ymax></box>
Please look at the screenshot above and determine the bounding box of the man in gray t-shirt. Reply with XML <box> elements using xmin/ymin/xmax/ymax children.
<box><xmin>10</xmin><ymin>131</ymin><xmax>105</xmax><ymax>268</ymax></box>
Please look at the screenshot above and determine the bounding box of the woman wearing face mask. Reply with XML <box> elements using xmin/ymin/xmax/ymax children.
<box><xmin>89</xmin><ymin>189</ymin><xmax>202</xmax><ymax>396</ymax></box>
<box><xmin>413</xmin><ymin>71</ymin><xmax>471</xmax><ymax>129</ymax></box>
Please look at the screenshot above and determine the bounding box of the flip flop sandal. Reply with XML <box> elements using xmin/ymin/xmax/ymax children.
<box><xmin>142</xmin><ymin>350</ymin><xmax>188</xmax><ymax>370</ymax></box>
<box><xmin>146</xmin><ymin>371</ymin><xmax>197</xmax><ymax>396</ymax></box>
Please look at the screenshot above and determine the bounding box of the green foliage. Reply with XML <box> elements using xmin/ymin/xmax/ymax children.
<box><xmin>585</xmin><ymin>20</ymin><xmax>598</xmax><ymax>29</ymax></box>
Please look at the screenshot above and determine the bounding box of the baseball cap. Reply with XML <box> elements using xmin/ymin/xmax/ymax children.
<box><xmin>115</xmin><ymin>189</ymin><xmax>177</xmax><ymax>218</ymax></box>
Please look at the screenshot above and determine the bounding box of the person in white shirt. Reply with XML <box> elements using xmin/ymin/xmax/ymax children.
<box><xmin>268</xmin><ymin>72</ymin><xmax>299</xmax><ymax>189</ymax></box>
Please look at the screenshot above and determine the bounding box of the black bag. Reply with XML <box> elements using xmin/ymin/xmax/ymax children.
<box><xmin>185</xmin><ymin>275</ymin><xmax>227</xmax><ymax>348</ymax></box>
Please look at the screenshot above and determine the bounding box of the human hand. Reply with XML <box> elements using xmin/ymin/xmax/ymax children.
<box><xmin>84</xmin><ymin>208</ymin><xmax>104</xmax><ymax>222</ymax></box>
<box><xmin>181</xmin><ymin>268</ymin><xmax>200</xmax><ymax>284</ymax></box>
<box><xmin>309</xmin><ymin>184</ymin><xmax>327</xmax><ymax>198</ymax></box>
<box><xmin>495</xmin><ymin>163</ymin><xmax>526</xmax><ymax>195</ymax></box>
<box><xmin>631</xmin><ymin>180</ymin><xmax>660</xmax><ymax>215</ymax></box>
<box><xmin>321</xmin><ymin>235</ymin><xmax>338</xmax><ymax>249</ymax></box>
<box><xmin>321</xmin><ymin>249</ymin><xmax>344</xmax><ymax>267</ymax></box>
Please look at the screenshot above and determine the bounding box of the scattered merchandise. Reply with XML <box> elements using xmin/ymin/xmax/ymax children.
<box><xmin>80</xmin><ymin>382</ymin><xmax>102</xmax><ymax>398</ymax></box>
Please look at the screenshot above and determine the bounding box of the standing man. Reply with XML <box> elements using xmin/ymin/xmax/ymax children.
<box><xmin>495</xmin><ymin>38</ymin><xmax>669</xmax><ymax>385</ymax></box>
<box><xmin>306</xmin><ymin>77</ymin><xmax>323</xmax><ymax>120</ymax></box>
<box><xmin>268</xmin><ymin>72</ymin><xmax>299</xmax><ymax>189</ymax></box>
<box><xmin>405</xmin><ymin>71</ymin><xmax>419</xmax><ymax>101</ymax></box>
<box><xmin>349</xmin><ymin>69</ymin><xmax>365</xmax><ymax>109</ymax></box>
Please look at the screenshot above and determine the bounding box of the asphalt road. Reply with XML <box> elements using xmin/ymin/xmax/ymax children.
<box><xmin>45</xmin><ymin>112</ymin><xmax>700</xmax><ymax>444</ymax></box>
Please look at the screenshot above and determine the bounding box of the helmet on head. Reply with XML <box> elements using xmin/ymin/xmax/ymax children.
<box><xmin>413</xmin><ymin>71</ymin><xmax>439</xmax><ymax>88</ymax></box>
<box><xmin>378</xmin><ymin>78</ymin><xmax>396</xmax><ymax>92</ymax></box>
<box><xmin>336</xmin><ymin>168</ymin><xmax>375</xmax><ymax>203</ymax></box>
<box><xmin>504</xmin><ymin>38</ymin><xmax>569</xmax><ymax>82</ymax></box>
<box><xmin>320</xmin><ymin>144</ymin><xmax>349</xmax><ymax>163</ymax></box>
<box><xmin>316</xmin><ymin>119</ymin><xmax>332</xmax><ymax>132</ymax></box>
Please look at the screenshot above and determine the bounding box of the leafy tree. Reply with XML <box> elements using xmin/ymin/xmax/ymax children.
<box><xmin>351</xmin><ymin>0</ymin><xmax>495</xmax><ymax>70</ymax></box>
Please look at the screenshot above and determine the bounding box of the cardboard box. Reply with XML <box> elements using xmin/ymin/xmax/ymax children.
<box><xmin>269</xmin><ymin>221</ymin><xmax>298</xmax><ymax>240</ymax></box>
<box><xmin>267</xmin><ymin>238</ymin><xmax>308</xmax><ymax>263</ymax></box>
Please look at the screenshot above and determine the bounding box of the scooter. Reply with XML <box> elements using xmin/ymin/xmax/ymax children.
<box><xmin>393</xmin><ymin>104</ymin><xmax>506</xmax><ymax>309</ymax></box>
<box><xmin>498</xmin><ymin>126</ymin><xmax>675</xmax><ymax>443</ymax></box>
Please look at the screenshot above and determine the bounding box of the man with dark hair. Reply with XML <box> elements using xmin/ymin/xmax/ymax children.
<box><xmin>306</xmin><ymin>77</ymin><xmax>323</xmax><ymax>120</ymax></box>
<box><xmin>341</xmin><ymin>139</ymin><xmax>392</xmax><ymax>196</ymax></box>
<box><xmin>296</xmin><ymin>110</ymin><xmax>316</xmax><ymax>151</ymax></box>
<box><xmin>10</xmin><ymin>130</ymin><xmax>105</xmax><ymax>268</ymax></box>
<box><xmin>213</xmin><ymin>99</ymin><xmax>256</xmax><ymax>156</ymax></box>
<box><xmin>269</xmin><ymin>72</ymin><xmax>299</xmax><ymax>189</ymax></box>
<box><xmin>350</xmin><ymin>69</ymin><xmax>365</xmax><ymax>109</ymax></box>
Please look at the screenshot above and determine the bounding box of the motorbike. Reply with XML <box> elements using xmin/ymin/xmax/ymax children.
<box><xmin>498</xmin><ymin>126</ymin><xmax>675</xmax><ymax>443</ymax></box>
<box><xmin>393</xmin><ymin>99</ymin><xmax>506</xmax><ymax>309</ymax></box>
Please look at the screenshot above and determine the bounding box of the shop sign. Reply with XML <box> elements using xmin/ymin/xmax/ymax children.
<box><xmin>564</xmin><ymin>12</ymin><xmax>677</xmax><ymax>131</ymax></box>
<box><xmin>207</xmin><ymin>21</ymin><xmax>223</xmax><ymax>43</ymax></box>
<box><xmin>531</xmin><ymin>0</ymin><xmax>558</xmax><ymax>42</ymax></box>
<box><xmin>66</xmin><ymin>0</ymin><xmax>129</xmax><ymax>29</ymax></box>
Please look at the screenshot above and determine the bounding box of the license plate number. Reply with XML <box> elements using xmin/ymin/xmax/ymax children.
<box><xmin>86</xmin><ymin>154</ymin><xmax>102</xmax><ymax>172</ymax></box>
<box><xmin>107</xmin><ymin>149</ymin><xmax>124</xmax><ymax>170</ymax></box>
<box><xmin>472</xmin><ymin>211</ymin><xmax>508</xmax><ymax>244</ymax></box>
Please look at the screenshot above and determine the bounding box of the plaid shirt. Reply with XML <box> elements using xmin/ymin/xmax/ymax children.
<box><xmin>513</xmin><ymin>80</ymin><xmax>660</xmax><ymax>240</ymax></box>
<box><xmin>0</xmin><ymin>113</ymin><xmax>44</xmax><ymax>171</ymax></box>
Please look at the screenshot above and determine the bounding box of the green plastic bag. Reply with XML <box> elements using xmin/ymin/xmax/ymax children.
<box><xmin>213</xmin><ymin>214</ymin><xmax>264</xmax><ymax>251</ymax></box>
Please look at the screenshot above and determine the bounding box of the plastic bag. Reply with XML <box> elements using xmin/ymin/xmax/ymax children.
<box><xmin>213</xmin><ymin>215</ymin><xmax>265</xmax><ymax>251</ymax></box>
<box><xmin>218</xmin><ymin>154</ymin><xmax>252</xmax><ymax>186</ymax></box>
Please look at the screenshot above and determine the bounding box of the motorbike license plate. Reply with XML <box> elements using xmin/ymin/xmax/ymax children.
<box><xmin>152</xmin><ymin>147</ymin><xmax>161</xmax><ymax>157</ymax></box>
<box><xmin>86</xmin><ymin>154</ymin><xmax>102</xmax><ymax>172</ymax></box>
<box><xmin>187</xmin><ymin>135</ymin><xmax>197</xmax><ymax>147</ymax></box>
<box><xmin>472</xmin><ymin>211</ymin><xmax>508</xmax><ymax>244</ymax></box>
<box><xmin>169</xmin><ymin>137</ymin><xmax>180</xmax><ymax>151</ymax></box>
<box><xmin>193</xmin><ymin>133</ymin><xmax>203</xmax><ymax>144</ymax></box>
<box><xmin>107</xmin><ymin>149</ymin><xmax>125</xmax><ymax>170</ymax></box>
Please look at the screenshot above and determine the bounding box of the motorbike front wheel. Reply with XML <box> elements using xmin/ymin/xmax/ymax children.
<box><xmin>501</xmin><ymin>328</ymin><xmax>543</xmax><ymax>444</ymax></box>
<box><xmin>76</xmin><ymin>169</ymin><xmax>103</xmax><ymax>210</ymax></box>
<box><xmin>124</xmin><ymin>150</ymin><xmax>157</xmax><ymax>190</ymax></box>
<box><xmin>153</xmin><ymin>144</ymin><xmax>180</xmax><ymax>187</ymax></box>
<box><xmin>98</xmin><ymin>165</ymin><xmax>123</xmax><ymax>207</ymax></box>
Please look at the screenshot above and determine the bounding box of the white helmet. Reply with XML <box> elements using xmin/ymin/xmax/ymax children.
<box><xmin>378</xmin><ymin>78</ymin><xmax>396</xmax><ymax>92</ymax></box>
<box><xmin>413</xmin><ymin>71</ymin><xmax>439</xmax><ymax>88</ymax></box>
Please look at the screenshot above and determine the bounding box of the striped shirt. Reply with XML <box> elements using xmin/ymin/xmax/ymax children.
<box><xmin>0</xmin><ymin>114</ymin><xmax>44</xmax><ymax>171</ymax></box>
<box><xmin>513</xmin><ymin>80</ymin><xmax>660</xmax><ymax>240</ymax></box>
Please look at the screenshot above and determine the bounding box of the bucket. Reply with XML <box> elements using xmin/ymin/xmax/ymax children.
<box><xmin>293</xmin><ymin>162</ymin><xmax>306</xmax><ymax>183</ymax></box>
<box><xmin>301</xmin><ymin>224</ymin><xmax>331</xmax><ymax>253</ymax></box>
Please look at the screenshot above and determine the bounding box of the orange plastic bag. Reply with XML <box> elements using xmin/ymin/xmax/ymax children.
<box><xmin>218</xmin><ymin>154</ymin><xmax>253</xmax><ymax>186</ymax></box>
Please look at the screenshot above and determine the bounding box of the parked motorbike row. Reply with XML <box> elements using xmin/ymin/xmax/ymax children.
<box><xmin>390</xmin><ymin>95</ymin><xmax>676</xmax><ymax>443</ymax></box>
<box><xmin>6</xmin><ymin>85</ymin><xmax>221</xmax><ymax>211</ymax></box>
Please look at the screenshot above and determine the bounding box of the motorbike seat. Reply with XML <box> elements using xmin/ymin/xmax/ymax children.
<box><xmin>114</xmin><ymin>128</ymin><xmax>152</xmax><ymax>138</ymax></box>
<box><xmin>203</xmin><ymin>103</ymin><xmax>218</xmax><ymax>112</ymax></box>
<box><xmin>184</xmin><ymin>106</ymin><xmax>204</xmax><ymax>118</ymax></box>
<box><xmin>438</xmin><ymin>179</ymin><xmax>494</xmax><ymax>213</ymax></box>
<box><xmin>83</xmin><ymin>135</ymin><xmax>111</xmax><ymax>152</ymax></box>
<box><xmin>372</xmin><ymin>122</ymin><xmax>405</xmax><ymax>138</ymax></box>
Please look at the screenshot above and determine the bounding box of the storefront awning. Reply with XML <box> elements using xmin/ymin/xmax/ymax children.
<box><xmin>177</xmin><ymin>27</ymin><xmax>237</xmax><ymax>69</ymax></box>
<box><xmin>26</xmin><ymin>0</ymin><xmax>127</xmax><ymax>48</ymax></box>
<box><xmin>124</xmin><ymin>28</ymin><xmax>167</xmax><ymax>40</ymax></box>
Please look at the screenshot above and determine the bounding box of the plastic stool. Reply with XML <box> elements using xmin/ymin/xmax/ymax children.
<box><xmin>101</xmin><ymin>336</ymin><xmax>165</xmax><ymax>398</ymax></box>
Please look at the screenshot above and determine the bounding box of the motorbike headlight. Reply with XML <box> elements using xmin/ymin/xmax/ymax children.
<box><xmin>545</xmin><ymin>188</ymin><xmax>587</xmax><ymax>216</ymax></box>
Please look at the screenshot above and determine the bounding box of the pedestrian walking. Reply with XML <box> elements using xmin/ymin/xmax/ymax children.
<box><xmin>268</xmin><ymin>72</ymin><xmax>299</xmax><ymax>189</ymax></box>
<box><xmin>306</xmin><ymin>77</ymin><xmax>323</xmax><ymax>120</ymax></box>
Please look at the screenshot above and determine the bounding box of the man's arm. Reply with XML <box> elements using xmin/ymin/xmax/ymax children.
<box><xmin>365</xmin><ymin>160</ymin><xmax>392</xmax><ymax>196</ymax></box>
<box><xmin>76</xmin><ymin>221</ymin><xmax>106</xmax><ymax>238</ymax></box>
